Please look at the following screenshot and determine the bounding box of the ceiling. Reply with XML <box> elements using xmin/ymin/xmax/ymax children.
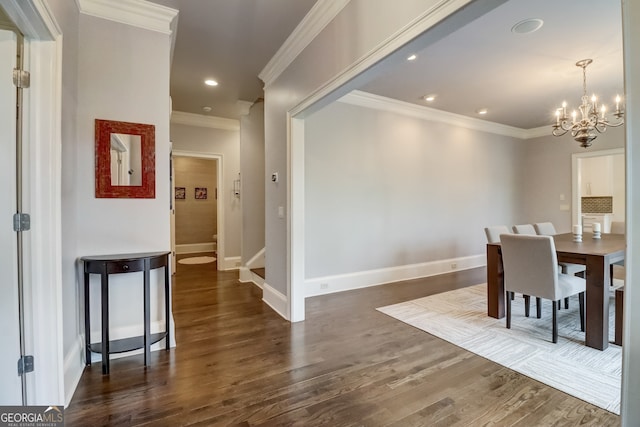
<box><xmin>150</xmin><ymin>0</ymin><xmax>317</xmax><ymax>119</ymax></box>
<box><xmin>153</xmin><ymin>0</ymin><xmax>623</xmax><ymax>130</ymax></box>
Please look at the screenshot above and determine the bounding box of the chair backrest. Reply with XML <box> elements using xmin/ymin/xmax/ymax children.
<box><xmin>610</xmin><ymin>221</ymin><xmax>625</xmax><ymax>234</ymax></box>
<box><xmin>500</xmin><ymin>234</ymin><xmax>559</xmax><ymax>301</ymax></box>
<box><xmin>534</xmin><ymin>222</ymin><xmax>557</xmax><ymax>236</ymax></box>
<box><xmin>484</xmin><ymin>225</ymin><xmax>510</xmax><ymax>244</ymax></box>
<box><xmin>512</xmin><ymin>224</ymin><xmax>536</xmax><ymax>235</ymax></box>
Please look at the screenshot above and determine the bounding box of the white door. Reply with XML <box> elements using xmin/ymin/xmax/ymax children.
<box><xmin>0</xmin><ymin>28</ymin><xmax>23</xmax><ymax>404</ymax></box>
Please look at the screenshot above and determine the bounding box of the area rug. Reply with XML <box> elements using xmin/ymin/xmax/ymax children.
<box><xmin>178</xmin><ymin>256</ymin><xmax>216</xmax><ymax>265</ymax></box>
<box><xmin>377</xmin><ymin>284</ymin><xmax>621</xmax><ymax>414</ymax></box>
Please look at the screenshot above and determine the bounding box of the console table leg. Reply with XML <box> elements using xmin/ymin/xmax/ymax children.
<box><xmin>84</xmin><ymin>272</ymin><xmax>91</xmax><ymax>366</ymax></box>
<box><xmin>101</xmin><ymin>272</ymin><xmax>110</xmax><ymax>375</ymax></box>
<box><xmin>144</xmin><ymin>259</ymin><xmax>151</xmax><ymax>367</ymax></box>
<box><xmin>164</xmin><ymin>260</ymin><xmax>170</xmax><ymax>351</ymax></box>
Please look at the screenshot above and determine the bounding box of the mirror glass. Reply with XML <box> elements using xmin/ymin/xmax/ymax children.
<box><xmin>110</xmin><ymin>133</ymin><xmax>142</xmax><ymax>186</ymax></box>
<box><xmin>95</xmin><ymin>119</ymin><xmax>155</xmax><ymax>198</ymax></box>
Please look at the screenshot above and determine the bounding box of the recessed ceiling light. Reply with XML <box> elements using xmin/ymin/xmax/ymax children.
<box><xmin>407</xmin><ymin>54</ymin><xmax>417</xmax><ymax>61</ymax></box>
<box><xmin>423</xmin><ymin>94</ymin><xmax>436</xmax><ymax>102</ymax></box>
<box><xmin>204</xmin><ymin>79</ymin><xmax>218</xmax><ymax>86</ymax></box>
<box><xmin>202</xmin><ymin>106</ymin><xmax>212</xmax><ymax>112</ymax></box>
<box><xmin>477</xmin><ymin>108</ymin><xmax>488</xmax><ymax>115</ymax></box>
<box><xmin>511</xmin><ymin>18</ymin><xmax>544</xmax><ymax>34</ymax></box>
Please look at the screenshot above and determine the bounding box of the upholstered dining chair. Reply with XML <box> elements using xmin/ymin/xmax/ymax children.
<box><xmin>512</xmin><ymin>224</ymin><xmax>536</xmax><ymax>235</ymax></box>
<box><xmin>534</xmin><ymin>221</ymin><xmax>587</xmax><ymax>276</ymax></box>
<box><xmin>484</xmin><ymin>225</ymin><xmax>510</xmax><ymax>244</ymax></box>
<box><xmin>608</xmin><ymin>221</ymin><xmax>626</xmax><ymax>282</ymax></box>
<box><xmin>484</xmin><ymin>225</ymin><xmax>537</xmax><ymax>317</ymax></box>
<box><xmin>500</xmin><ymin>234</ymin><xmax>585</xmax><ymax>343</ymax></box>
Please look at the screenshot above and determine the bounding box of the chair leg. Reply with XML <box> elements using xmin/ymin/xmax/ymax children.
<box><xmin>524</xmin><ymin>295</ymin><xmax>531</xmax><ymax>317</ymax></box>
<box><xmin>578</xmin><ymin>292</ymin><xmax>585</xmax><ymax>332</ymax></box>
<box><xmin>564</xmin><ymin>297</ymin><xmax>569</xmax><ymax>309</ymax></box>
<box><xmin>512</xmin><ymin>292</ymin><xmax>515</xmax><ymax>300</ymax></box>
<box><xmin>557</xmin><ymin>300</ymin><xmax>561</xmax><ymax>310</ymax></box>
<box><xmin>610</xmin><ymin>264</ymin><xmax>614</xmax><ymax>288</ymax></box>
<box><xmin>506</xmin><ymin>291</ymin><xmax>512</xmax><ymax>329</ymax></box>
<box><xmin>552</xmin><ymin>300</ymin><xmax>558</xmax><ymax>343</ymax></box>
<box><xmin>536</xmin><ymin>297</ymin><xmax>542</xmax><ymax>319</ymax></box>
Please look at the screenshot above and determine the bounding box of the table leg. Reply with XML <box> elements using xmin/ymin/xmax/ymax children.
<box><xmin>487</xmin><ymin>244</ymin><xmax>505</xmax><ymax>318</ymax></box>
<box><xmin>101</xmin><ymin>272</ymin><xmax>110</xmax><ymax>375</ymax></box>
<box><xmin>585</xmin><ymin>255</ymin><xmax>609</xmax><ymax>350</ymax></box>
<box><xmin>164</xmin><ymin>259</ymin><xmax>170</xmax><ymax>351</ymax></box>
<box><xmin>84</xmin><ymin>271</ymin><xmax>91</xmax><ymax>366</ymax></box>
<box><xmin>144</xmin><ymin>259</ymin><xmax>151</xmax><ymax>367</ymax></box>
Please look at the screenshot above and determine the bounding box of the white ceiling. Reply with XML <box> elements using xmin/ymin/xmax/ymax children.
<box><xmin>155</xmin><ymin>0</ymin><xmax>623</xmax><ymax>129</ymax></box>
<box><xmin>150</xmin><ymin>0</ymin><xmax>317</xmax><ymax>119</ymax></box>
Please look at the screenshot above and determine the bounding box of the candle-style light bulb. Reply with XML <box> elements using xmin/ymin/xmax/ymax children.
<box><xmin>555</xmin><ymin>109</ymin><xmax>560</xmax><ymax>125</ymax></box>
<box><xmin>616</xmin><ymin>95</ymin><xmax>621</xmax><ymax>112</ymax></box>
<box><xmin>572</xmin><ymin>110</ymin><xmax>577</xmax><ymax>123</ymax></box>
<box><xmin>601</xmin><ymin>105</ymin><xmax>606</xmax><ymax>119</ymax></box>
<box><xmin>562</xmin><ymin>101</ymin><xmax>567</xmax><ymax>117</ymax></box>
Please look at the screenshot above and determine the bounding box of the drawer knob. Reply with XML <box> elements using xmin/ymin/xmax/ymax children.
<box><xmin>122</xmin><ymin>264</ymin><xmax>129</xmax><ymax>271</ymax></box>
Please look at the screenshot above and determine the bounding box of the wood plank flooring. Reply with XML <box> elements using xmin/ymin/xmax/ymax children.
<box><xmin>65</xmin><ymin>259</ymin><xmax>620</xmax><ymax>426</ymax></box>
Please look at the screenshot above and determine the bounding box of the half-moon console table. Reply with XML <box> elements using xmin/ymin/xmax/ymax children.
<box><xmin>82</xmin><ymin>251</ymin><xmax>171</xmax><ymax>374</ymax></box>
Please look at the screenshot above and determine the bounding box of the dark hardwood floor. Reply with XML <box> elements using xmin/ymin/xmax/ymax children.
<box><xmin>65</xmin><ymin>258</ymin><xmax>620</xmax><ymax>426</ymax></box>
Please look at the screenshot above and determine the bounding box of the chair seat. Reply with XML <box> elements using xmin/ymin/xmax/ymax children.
<box><xmin>557</xmin><ymin>273</ymin><xmax>587</xmax><ymax>299</ymax></box>
<box><xmin>560</xmin><ymin>262</ymin><xmax>586</xmax><ymax>275</ymax></box>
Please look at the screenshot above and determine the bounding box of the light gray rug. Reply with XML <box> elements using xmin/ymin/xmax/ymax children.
<box><xmin>377</xmin><ymin>284</ymin><xmax>621</xmax><ymax>414</ymax></box>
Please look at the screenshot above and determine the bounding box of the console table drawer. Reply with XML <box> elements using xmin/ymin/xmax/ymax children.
<box><xmin>107</xmin><ymin>259</ymin><xmax>145</xmax><ymax>274</ymax></box>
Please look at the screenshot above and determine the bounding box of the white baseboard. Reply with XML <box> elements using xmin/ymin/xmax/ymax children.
<box><xmin>305</xmin><ymin>254</ymin><xmax>485</xmax><ymax>297</ymax></box>
<box><xmin>63</xmin><ymin>337</ymin><xmax>85</xmax><ymax>407</ymax></box>
<box><xmin>221</xmin><ymin>256</ymin><xmax>241</xmax><ymax>271</ymax></box>
<box><xmin>176</xmin><ymin>242</ymin><xmax>215</xmax><ymax>254</ymax></box>
<box><xmin>246</xmin><ymin>247</ymin><xmax>265</xmax><ymax>269</ymax></box>
<box><xmin>263</xmin><ymin>282</ymin><xmax>288</xmax><ymax>320</ymax></box>
<box><xmin>239</xmin><ymin>266</ymin><xmax>264</xmax><ymax>288</ymax></box>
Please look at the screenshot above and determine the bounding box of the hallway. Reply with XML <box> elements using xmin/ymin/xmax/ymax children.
<box><xmin>65</xmin><ymin>264</ymin><xmax>618</xmax><ymax>425</ymax></box>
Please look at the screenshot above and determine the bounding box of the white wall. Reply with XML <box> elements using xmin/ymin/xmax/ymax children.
<box><xmin>520</xmin><ymin>127</ymin><xmax>625</xmax><ymax>232</ymax></box>
<box><xmin>304</xmin><ymin>99</ymin><xmax>526</xmax><ymax>279</ymax></box>
<box><xmin>240</xmin><ymin>101</ymin><xmax>265</xmax><ymax>263</ymax></box>
<box><xmin>170</xmin><ymin>122</ymin><xmax>241</xmax><ymax>258</ymax></box>
<box><xmin>56</xmin><ymin>8</ymin><xmax>173</xmax><ymax>403</ymax></box>
<box><xmin>264</xmin><ymin>0</ymin><xmax>481</xmax><ymax>298</ymax></box>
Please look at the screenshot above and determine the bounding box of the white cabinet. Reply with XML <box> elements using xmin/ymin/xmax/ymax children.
<box><xmin>582</xmin><ymin>214</ymin><xmax>612</xmax><ymax>233</ymax></box>
<box><xmin>580</xmin><ymin>156</ymin><xmax>613</xmax><ymax>196</ymax></box>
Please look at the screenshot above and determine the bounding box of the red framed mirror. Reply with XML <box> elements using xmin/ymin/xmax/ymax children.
<box><xmin>95</xmin><ymin>119</ymin><xmax>155</xmax><ymax>198</ymax></box>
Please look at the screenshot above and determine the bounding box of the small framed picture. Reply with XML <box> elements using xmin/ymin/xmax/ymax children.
<box><xmin>175</xmin><ymin>187</ymin><xmax>186</xmax><ymax>200</ymax></box>
<box><xmin>195</xmin><ymin>187</ymin><xmax>207</xmax><ymax>200</ymax></box>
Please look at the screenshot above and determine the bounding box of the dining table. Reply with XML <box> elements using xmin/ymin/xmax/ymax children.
<box><xmin>486</xmin><ymin>232</ymin><xmax>625</xmax><ymax>350</ymax></box>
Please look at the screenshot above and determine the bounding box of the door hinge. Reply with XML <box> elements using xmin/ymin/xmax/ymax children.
<box><xmin>13</xmin><ymin>213</ymin><xmax>31</xmax><ymax>231</ymax></box>
<box><xmin>17</xmin><ymin>355</ymin><xmax>34</xmax><ymax>376</ymax></box>
<box><xmin>13</xmin><ymin>69</ymin><xmax>30</xmax><ymax>88</ymax></box>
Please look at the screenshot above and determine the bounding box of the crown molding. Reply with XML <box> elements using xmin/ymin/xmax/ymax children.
<box><xmin>171</xmin><ymin>111</ymin><xmax>240</xmax><ymax>131</ymax></box>
<box><xmin>77</xmin><ymin>0</ymin><xmax>178</xmax><ymax>35</ymax></box>
<box><xmin>338</xmin><ymin>90</ymin><xmax>543</xmax><ymax>140</ymax></box>
<box><xmin>521</xmin><ymin>125</ymin><xmax>553</xmax><ymax>140</ymax></box>
<box><xmin>259</xmin><ymin>0</ymin><xmax>350</xmax><ymax>87</ymax></box>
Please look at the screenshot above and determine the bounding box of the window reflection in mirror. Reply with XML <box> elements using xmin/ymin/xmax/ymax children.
<box><xmin>110</xmin><ymin>133</ymin><xmax>142</xmax><ymax>186</ymax></box>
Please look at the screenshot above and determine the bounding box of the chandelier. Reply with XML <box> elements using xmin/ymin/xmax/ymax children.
<box><xmin>552</xmin><ymin>59</ymin><xmax>624</xmax><ymax>148</ymax></box>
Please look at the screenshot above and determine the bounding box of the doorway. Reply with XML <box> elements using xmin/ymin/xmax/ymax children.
<box><xmin>171</xmin><ymin>152</ymin><xmax>224</xmax><ymax>270</ymax></box>
<box><xmin>571</xmin><ymin>148</ymin><xmax>625</xmax><ymax>230</ymax></box>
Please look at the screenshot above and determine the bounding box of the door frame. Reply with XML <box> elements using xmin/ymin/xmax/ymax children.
<box><xmin>171</xmin><ymin>150</ymin><xmax>225</xmax><ymax>270</ymax></box>
<box><xmin>0</xmin><ymin>0</ymin><xmax>64</xmax><ymax>405</ymax></box>
<box><xmin>571</xmin><ymin>147</ymin><xmax>624</xmax><ymax>226</ymax></box>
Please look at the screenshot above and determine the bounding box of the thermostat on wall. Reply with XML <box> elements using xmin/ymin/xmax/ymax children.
<box><xmin>271</xmin><ymin>172</ymin><xmax>279</xmax><ymax>183</ymax></box>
